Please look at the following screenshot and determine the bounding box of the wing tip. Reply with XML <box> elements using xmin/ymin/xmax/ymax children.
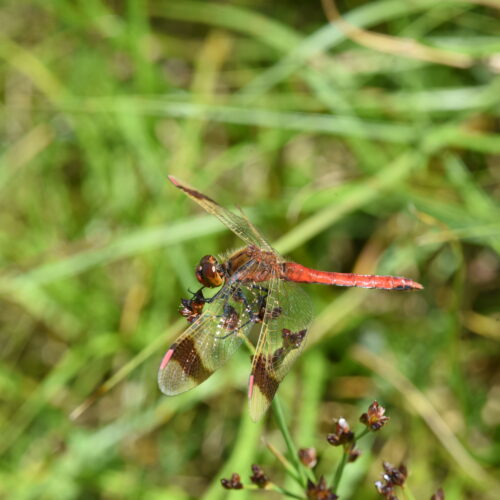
<box><xmin>167</xmin><ymin>175</ymin><xmax>218</xmax><ymax>204</ymax></box>
<box><xmin>248</xmin><ymin>384</ymin><xmax>271</xmax><ymax>422</ymax></box>
<box><xmin>159</xmin><ymin>348</ymin><xmax>174</xmax><ymax>370</ymax></box>
<box><xmin>168</xmin><ymin>174</ymin><xmax>180</xmax><ymax>187</ymax></box>
<box><xmin>248</xmin><ymin>374</ymin><xmax>255</xmax><ymax>399</ymax></box>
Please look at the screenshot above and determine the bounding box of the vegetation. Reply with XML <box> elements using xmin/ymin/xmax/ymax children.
<box><xmin>1</xmin><ymin>0</ymin><xmax>499</xmax><ymax>498</ymax></box>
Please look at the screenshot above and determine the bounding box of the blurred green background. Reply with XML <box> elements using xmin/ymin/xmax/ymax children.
<box><xmin>1</xmin><ymin>0</ymin><xmax>499</xmax><ymax>499</ymax></box>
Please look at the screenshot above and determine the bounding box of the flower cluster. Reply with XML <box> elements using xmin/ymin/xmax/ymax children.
<box><xmin>221</xmin><ymin>465</ymin><xmax>270</xmax><ymax>491</ymax></box>
<box><xmin>306</xmin><ymin>476</ymin><xmax>338</xmax><ymax>500</ymax></box>
<box><xmin>220</xmin><ymin>473</ymin><xmax>243</xmax><ymax>490</ymax></box>
<box><xmin>374</xmin><ymin>462</ymin><xmax>408</xmax><ymax>500</ymax></box>
<box><xmin>219</xmin><ymin>401</ymin><xmax>443</xmax><ymax>499</ymax></box>
<box><xmin>249</xmin><ymin>464</ymin><xmax>269</xmax><ymax>488</ymax></box>
<box><xmin>298</xmin><ymin>447</ymin><xmax>318</xmax><ymax>468</ymax></box>
<box><xmin>326</xmin><ymin>417</ymin><xmax>354</xmax><ymax>446</ymax></box>
<box><xmin>360</xmin><ymin>401</ymin><xmax>390</xmax><ymax>431</ymax></box>
<box><xmin>431</xmin><ymin>488</ymin><xmax>445</xmax><ymax>499</ymax></box>
<box><xmin>326</xmin><ymin>417</ymin><xmax>360</xmax><ymax>463</ymax></box>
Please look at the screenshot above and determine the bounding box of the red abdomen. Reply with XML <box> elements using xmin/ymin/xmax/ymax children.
<box><xmin>282</xmin><ymin>262</ymin><xmax>423</xmax><ymax>291</ymax></box>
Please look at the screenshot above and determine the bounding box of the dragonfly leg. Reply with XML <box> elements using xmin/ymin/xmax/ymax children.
<box><xmin>215</xmin><ymin>316</ymin><xmax>257</xmax><ymax>340</ymax></box>
<box><xmin>231</xmin><ymin>287</ymin><xmax>270</xmax><ymax>323</ymax></box>
<box><xmin>212</xmin><ymin>295</ymin><xmax>266</xmax><ymax>340</ymax></box>
<box><xmin>187</xmin><ymin>286</ymin><xmax>205</xmax><ymax>296</ymax></box>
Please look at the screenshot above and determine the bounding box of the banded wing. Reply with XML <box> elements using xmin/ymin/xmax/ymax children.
<box><xmin>248</xmin><ymin>274</ymin><xmax>313</xmax><ymax>421</ymax></box>
<box><xmin>168</xmin><ymin>175</ymin><xmax>273</xmax><ymax>251</ymax></box>
<box><xmin>158</xmin><ymin>262</ymin><xmax>271</xmax><ymax>396</ymax></box>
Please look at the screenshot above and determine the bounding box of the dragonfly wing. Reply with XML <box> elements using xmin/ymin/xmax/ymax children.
<box><xmin>248</xmin><ymin>275</ymin><xmax>313</xmax><ymax>421</ymax></box>
<box><xmin>158</xmin><ymin>283</ymin><xmax>259</xmax><ymax>395</ymax></box>
<box><xmin>168</xmin><ymin>175</ymin><xmax>273</xmax><ymax>251</ymax></box>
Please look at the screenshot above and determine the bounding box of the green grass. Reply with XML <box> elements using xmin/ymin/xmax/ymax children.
<box><xmin>1</xmin><ymin>1</ymin><xmax>499</xmax><ymax>499</ymax></box>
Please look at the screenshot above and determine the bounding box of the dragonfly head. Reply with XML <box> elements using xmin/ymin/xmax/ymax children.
<box><xmin>196</xmin><ymin>255</ymin><xmax>224</xmax><ymax>287</ymax></box>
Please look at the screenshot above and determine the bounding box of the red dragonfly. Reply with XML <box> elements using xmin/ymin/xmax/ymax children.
<box><xmin>158</xmin><ymin>176</ymin><xmax>423</xmax><ymax>420</ymax></box>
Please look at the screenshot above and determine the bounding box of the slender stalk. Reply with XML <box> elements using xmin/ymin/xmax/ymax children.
<box><xmin>355</xmin><ymin>428</ymin><xmax>370</xmax><ymax>441</ymax></box>
<box><xmin>272</xmin><ymin>395</ymin><xmax>306</xmax><ymax>486</ymax></box>
<box><xmin>265</xmin><ymin>440</ymin><xmax>303</xmax><ymax>486</ymax></box>
<box><xmin>303</xmin><ymin>463</ymin><xmax>317</xmax><ymax>483</ymax></box>
<box><xmin>403</xmin><ymin>486</ymin><xmax>417</xmax><ymax>500</ymax></box>
<box><xmin>332</xmin><ymin>448</ymin><xmax>348</xmax><ymax>492</ymax></box>
<box><xmin>245</xmin><ymin>479</ymin><xmax>306</xmax><ymax>498</ymax></box>
<box><xmin>272</xmin><ymin>484</ymin><xmax>307</xmax><ymax>500</ymax></box>
<box><xmin>331</xmin><ymin>427</ymin><xmax>370</xmax><ymax>490</ymax></box>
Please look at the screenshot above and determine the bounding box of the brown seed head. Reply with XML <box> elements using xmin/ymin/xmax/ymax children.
<box><xmin>360</xmin><ymin>401</ymin><xmax>390</xmax><ymax>431</ymax></box>
<box><xmin>326</xmin><ymin>417</ymin><xmax>354</xmax><ymax>446</ymax></box>
<box><xmin>298</xmin><ymin>448</ymin><xmax>318</xmax><ymax>468</ymax></box>
<box><xmin>431</xmin><ymin>488</ymin><xmax>445</xmax><ymax>500</ymax></box>
<box><xmin>374</xmin><ymin>461</ymin><xmax>407</xmax><ymax>499</ymax></box>
<box><xmin>220</xmin><ymin>473</ymin><xmax>243</xmax><ymax>490</ymax></box>
<box><xmin>249</xmin><ymin>464</ymin><xmax>269</xmax><ymax>489</ymax></box>
<box><xmin>306</xmin><ymin>476</ymin><xmax>338</xmax><ymax>500</ymax></box>
<box><xmin>375</xmin><ymin>480</ymin><xmax>398</xmax><ymax>500</ymax></box>
<box><xmin>382</xmin><ymin>462</ymin><xmax>407</xmax><ymax>487</ymax></box>
<box><xmin>347</xmin><ymin>447</ymin><xmax>361</xmax><ymax>463</ymax></box>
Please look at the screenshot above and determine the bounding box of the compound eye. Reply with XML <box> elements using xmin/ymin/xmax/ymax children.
<box><xmin>195</xmin><ymin>255</ymin><xmax>224</xmax><ymax>287</ymax></box>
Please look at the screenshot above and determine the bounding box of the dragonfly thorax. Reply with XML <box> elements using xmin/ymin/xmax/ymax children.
<box><xmin>195</xmin><ymin>255</ymin><xmax>225</xmax><ymax>287</ymax></box>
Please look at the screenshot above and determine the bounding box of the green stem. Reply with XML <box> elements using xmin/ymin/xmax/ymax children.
<box><xmin>272</xmin><ymin>395</ymin><xmax>306</xmax><ymax>486</ymax></box>
<box><xmin>265</xmin><ymin>440</ymin><xmax>303</xmax><ymax>486</ymax></box>
<box><xmin>403</xmin><ymin>486</ymin><xmax>417</xmax><ymax>500</ymax></box>
<box><xmin>272</xmin><ymin>484</ymin><xmax>307</xmax><ymax>500</ymax></box>
<box><xmin>355</xmin><ymin>428</ymin><xmax>370</xmax><ymax>441</ymax></box>
<box><xmin>332</xmin><ymin>448</ymin><xmax>348</xmax><ymax>493</ymax></box>
<box><xmin>331</xmin><ymin>428</ymin><xmax>369</xmax><ymax>490</ymax></box>
<box><xmin>303</xmin><ymin>464</ymin><xmax>316</xmax><ymax>483</ymax></box>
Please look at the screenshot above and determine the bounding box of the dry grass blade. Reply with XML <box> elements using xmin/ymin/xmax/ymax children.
<box><xmin>321</xmin><ymin>0</ymin><xmax>474</xmax><ymax>68</ymax></box>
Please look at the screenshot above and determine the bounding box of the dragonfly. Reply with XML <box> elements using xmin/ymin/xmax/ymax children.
<box><xmin>158</xmin><ymin>176</ymin><xmax>423</xmax><ymax>421</ymax></box>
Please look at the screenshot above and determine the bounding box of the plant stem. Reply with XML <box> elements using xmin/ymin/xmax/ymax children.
<box><xmin>403</xmin><ymin>486</ymin><xmax>417</xmax><ymax>500</ymax></box>
<box><xmin>265</xmin><ymin>440</ymin><xmax>303</xmax><ymax>486</ymax></box>
<box><xmin>272</xmin><ymin>484</ymin><xmax>307</xmax><ymax>500</ymax></box>
<box><xmin>355</xmin><ymin>428</ymin><xmax>370</xmax><ymax>440</ymax></box>
<box><xmin>303</xmin><ymin>463</ymin><xmax>317</xmax><ymax>483</ymax></box>
<box><xmin>330</xmin><ymin>428</ymin><xmax>369</xmax><ymax>491</ymax></box>
<box><xmin>332</xmin><ymin>448</ymin><xmax>348</xmax><ymax>492</ymax></box>
<box><xmin>272</xmin><ymin>395</ymin><xmax>306</xmax><ymax>486</ymax></box>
